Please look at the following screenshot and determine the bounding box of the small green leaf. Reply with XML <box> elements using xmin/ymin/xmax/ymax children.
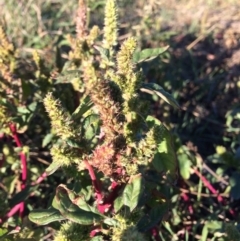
<box><xmin>46</xmin><ymin>161</ymin><xmax>62</xmax><ymax>175</ymax></box>
<box><xmin>114</xmin><ymin>196</ymin><xmax>123</xmax><ymax>213</ymax></box>
<box><xmin>137</xmin><ymin>203</ymin><xmax>169</xmax><ymax>232</ymax></box>
<box><xmin>28</xmin><ymin>102</ymin><xmax>37</xmax><ymax>112</ymax></box>
<box><xmin>55</xmin><ymin>70</ymin><xmax>80</xmax><ymax>84</ymax></box>
<box><xmin>72</xmin><ymin>96</ymin><xmax>93</xmax><ymax>121</ymax></box>
<box><xmin>104</xmin><ymin>218</ymin><xmax>119</xmax><ymax>226</ymax></box>
<box><xmin>42</xmin><ymin>133</ymin><xmax>54</xmax><ymax>148</ymax></box>
<box><xmin>122</xmin><ymin>175</ymin><xmax>143</xmax><ymax>211</ymax></box>
<box><xmin>152</xmin><ymin>143</ymin><xmax>177</xmax><ymax>178</ymax></box>
<box><xmin>83</xmin><ymin>114</ymin><xmax>100</xmax><ymax>146</ymax></box>
<box><xmin>90</xmin><ymin>236</ymin><xmax>104</xmax><ymax>241</ymax></box>
<box><xmin>17</xmin><ymin>106</ymin><xmax>30</xmax><ymax>114</ymax></box>
<box><xmin>66</xmin><ymin>139</ymin><xmax>82</xmax><ymax>148</ymax></box>
<box><xmin>146</xmin><ymin>116</ymin><xmax>177</xmax><ymax>178</ymax></box>
<box><xmin>146</xmin><ymin>115</ymin><xmax>161</xmax><ymax>128</ymax></box>
<box><xmin>73</xmin><ymin>195</ymin><xmax>100</xmax><ymax>214</ymax></box>
<box><xmin>9</xmin><ymin>186</ymin><xmax>37</xmax><ymax>207</ymax></box>
<box><xmin>133</xmin><ymin>46</ymin><xmax>169</xmax><ymax>64</ymax></box>
<box><xmin>0</xmin><ymin>228</ymin><xmax>8</xmax><ymax>237</ymax></box>
<box><xmin>52</xmin><ymin>196</ymin><xmax>59</xmax><ymax>210</ymax></box>
<box><xmin>140</xmin><ymin>83</ymin><xmax>180</xmax><ymax>109</ymax></box>
<box><xmin>55</xmin><ymin>185</ymin><xmax>104</xmax><ymax>225</ymax></box>
<box><xmin>29</xmin><ymin>208</ymin><xmax>65</xmax><ymax>225</ymax></box>
<box><xmin>21</xmin><ymin>79</ymin><xmax>32</xmax><ymax>100</ymax></box>
<box><xmin>178</xmin><ymin>153</ymin><xmax>192</xmax><ymax>180</ymax></box>
<box><xmin>94</xmin><ymin>45</ymin><xmax>110</xmax><ymax>61</ymax></box>
<box><xmin>151</xmin><ymin>124</ymin><xmax>178</xmax><ymax>179</ymax></box>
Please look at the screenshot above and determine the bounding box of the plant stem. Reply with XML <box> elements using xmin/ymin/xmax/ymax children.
<box><xmin>9</xmin><ymin>123</ymin><xmax>27</xmax><ymax>218</ymax></box>
<box><xmin>83</xmin><ymin>160</ymin><xmax>103</xmax><ymax>204</ymax></box>
<box><xmin>32</xmin><ymin>172</ymin><xmax>47</xmax><ymax>185</ymax></box>
<box><xmin>0</xmin><ymin>133</ymin><xmax>5</xmax><ymax>168</ymax></box>
<box><xmin>181</xmin><ymin>193</ymin><xmax>193</xmax><ymax>214</ymax></box>
<box><xmin>101</xmin><ymin>181</ymin><xmax>122</xmax><ymax>211</ymax></box>
<box><xmin>194</xmin><ymin>168</ymin><xmax>235</xmax><ymax>216</ymax></box>
<box><xmin>0</xmin><ymin>203</ymin><xmax>22</xmax><ymax>224</ymax></box>
<box><xmin>83</xmin><ymin>160</ymin><xmax>122</xmax><ymax>214</ymax></box>
<box><xmin>151</xmin><ymin>226</ymin><xmax>161</xmax><ymax>241</ymax></box>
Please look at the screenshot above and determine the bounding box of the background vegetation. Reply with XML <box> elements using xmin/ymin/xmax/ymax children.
<box><xmin>0</xmin><ymin>0</ymin><xmax>240</xmax><ymax>240</ymax></box>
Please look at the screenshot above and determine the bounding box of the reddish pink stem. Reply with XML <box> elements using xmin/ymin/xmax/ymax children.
<box><xmin>9</xmin><ymin>123</ymin><xmax>27</xmax><ymax>218</ymax></box>
<box><xmin>181</xmin><ymin>193</ymin><xmax>193</xmax><ymax>214</ymax></box>
<box><xmin>194</xmin><ymin>168</ymin><xmax>235</xmax><ymax>216</ymax></box>
<box><xmin>32</xmin><ymin>172</ymin><xmax>48</xmax><ymax>185</ymax></box>
<box><xmin>97</xmin><ymin>181</ymin><xmax>122</xmax><ymax>213</ymax></box>
<box><xmin>0</xmin><ymin>203</ymin><xmax>22</xmax><ymax>224</ymax></box>
<box><xmin>83</xmin><ymin>160</ymin><xmax>122</xmax><ymax>214</ymax></box>
<box><xmin>0</xmin><ymin>171</ymin><xmax>48</xmax><ymax>224</ymax></box>
<box><xmin>151</xmin><ymin>226</ymin><xmax>161</xmax><ymax>241</ymax></box>
<box><xmin>90</xmin><ymin>228</ymin><xmax>101</xmax><ymax>237</ymax></box>
<box><xmin>194</xmin><ymin>169</ymin><xmax>220</xmax><ymax>197</ymax></box>
<box><xmin>83</xmin><ymin>160</ymin><xmax>103</xmax><ymax>205</ymax></box>
<box><xmin>0</xmin><ymin>133</ymin><xmax>5</xmax><ymax>168</ymax></box>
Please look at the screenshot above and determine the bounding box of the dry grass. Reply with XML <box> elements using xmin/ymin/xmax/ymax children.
<box><xmin>0</xmin><ymin>0</ymin><xmax>77</xmax><ymax>47</ymax></box>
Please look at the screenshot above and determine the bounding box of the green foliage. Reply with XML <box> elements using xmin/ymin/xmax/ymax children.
<box><xmin>27</xmin><ymin>0</ymin><xmax>177</xmax><ymax>238</ymax></box>
<box><xmin>0</xmin><ymin>0</ymin><xmax>178</xmax><ymax>240</ymax></box>
<box><xmin>1</xmin><ymin>0</ymin><xmax>240</xmax><ymax>240</ymax></box>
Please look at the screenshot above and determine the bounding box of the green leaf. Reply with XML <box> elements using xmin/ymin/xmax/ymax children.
<box><xmin>66</xmin><ymin>139</ymin><xmax>82</xmax><ymax>148</ymax></box>
<box><xmin>55</xmin><ymin>185</ymin><xmax>104</xmax><ymax>225</ymax></box>
<box><xmin>29</xmin><ymin>208</ymin><xmax>65</xmax><ymax>225</ymax></box>
<box><xmin>140</xmin><ymin>83</ymin><xmax>180</xmax><ymax>109</ymax></box>
<box><xmin>73</xmin><ymin>195</ymin><xmax>100</xmax><ymax>214</ymax></box>
<box><xmin>178</xmin><ymin>153</ymin><xmax>192</xmax><ymax>180</ymax></box>
<box><xmin>52</xmin><ymin>196</ymin><xmax>59</xmax><ymax>210</ymax></box>
<box><xmin>17</xmin><ymin>106</ymin><xmax>30</xmax><ymax>114</ymax></box>
<box><xmin>137</xmin><ymin>203</ymin><xmax>169</xmax><ymax>232</ymax></box>
<box><xmin>42</xmin><ymin>133</ymin><xmax>54</xmax><ymax>148</ymax></box>
<box><xmin>21</xmin><ymin>79</ymin><xmax>32</xmax><ymax>100</ymax></box>
<box><xmin>79</xmin><ymin>186</ymin><xmax>93</xmax><ymax>201</ymax></box>
<box><xmin>9</xmin><ymin>186</ymin><xmax>37</xmax><ymax>207</ymax></box>
<box><xmin>55</xmin><ymin>70</ymin><xmax>80</xmax><ymax>84</ymax></box>
<box><xmin>90</xmin><ymin>236</ymin><xmax>104</xmax><ymax>241</ymax></box>
<box><xmin>28</xmin><ymin>102</ymin><xmax>38</xmax><ymax>112</ymax></box>
<box><xmin>46</xmin><ymin>161</ymin><xmax>62</xmax><ymax>175</ymax></box>
<box><xmin>152</xmin><ymin>147</ymin><xmax>176</xmax><ymax>179</ymax></box>
<box><xmin>103</xmin><ymin>218</ymin><xmax>119</xmax><ymax>226</ymax></box>
<box><xmin>82</xmin><ymin>114</ymin><xmax>100</xmax><ymax>146</ymax></box>
<box><xmin>0</xmin><ymin>228</ymin><xmax>8</xmax><ymax>237</ymax></box>
<box><xmin>72</xmin><ymin>96</ymin><xmax>93</xmax><ymax>121</ymax></box>
<box><xmin>144</xmin><ymin>115</ymin><xmax>178</xmax><ymax>180</ymax></box>
<box><xmin>94</xmin><ymin>45</ymin><xmax>110</xmax><ymax>61</ymax></box>
<box><xmin>133</xmin><ymin>46</ymin><xmax>169</xmax><ymax>64</ymax></box>
<box><xmin>114</xmin><ymin>196</ymin><xmax>123</xmax><ymax>213</ymax></box>
<box><xmin>150</xmin><ymin>122</ymin><xmax>178</xmax><ymax>179</ymax></box>
<box><xmin>146</xmin><ymin>115</ymin><xmax>161</xmax><ymax>128</ymax></box>
<box><xmin>122</xmin><ymin>175</ymin><xmax>143</xmax><ymax>211</ymax></box>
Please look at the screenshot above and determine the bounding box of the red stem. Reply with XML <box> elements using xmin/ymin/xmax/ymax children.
<box><xmin>0</xmin><ymin>133</ymin><xmax>5</xmax><ymax>168</ymax></box>
<box><xmin>83</xmin><ymin>160</ymin><xmax>122</xmax><ymax>214</ymax></box>
<box><xmin>97</xmin><ymin>181</ymin><xmax>122</xmax><ymax>213</ymax></box>
<box><xmin>0</xmin><ymin>203</ymin><xmax>22</xmax><ymax>224</ymax></box>
<box><xmin>151</xmin><ymin>226</ymin><xmax>161</xmax><ymax>241</ymax></box>
<box><xmin>32</xmin><ymin>172</ymin><xmax>47</xmax><ymax>185</ymax></box>
<box><xmin>83</xmin><ymin>160</ymin><xmax>103</xmax><ymax>204</ymax></box>
<box><xmin>0</xmin><ymin>171</ymin><xmax>48</xmax><ymax>224</ymax></box>
<box><xmin>194</xmin><ymin>168</ymin><xmax>235</xmax><ymax>216</ymax></box>
<box><xmin>9</xmin><ymin>123</ymin><xmax>27</xmax><ymax>218</ymax></box>
<box><xmin>181</xmin><ymin>193</ymin><xmax>193</xmax><ymax>214</ymax></box>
